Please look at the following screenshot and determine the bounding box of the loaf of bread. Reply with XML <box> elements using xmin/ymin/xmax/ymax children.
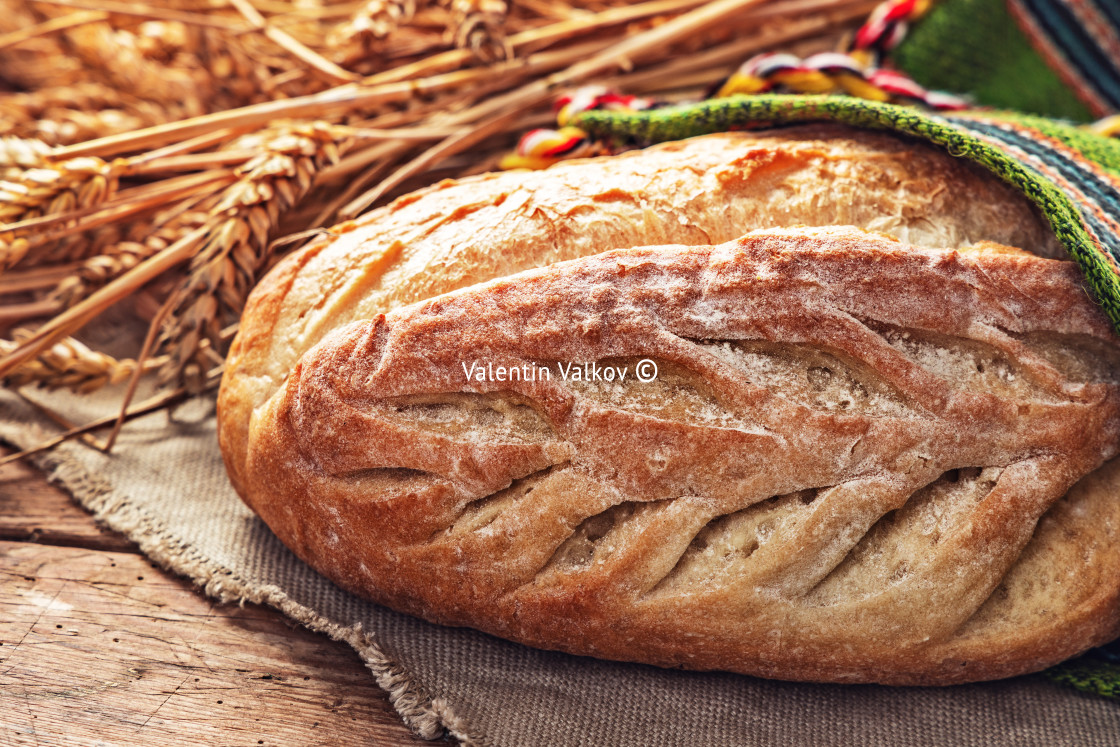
<box><xmin>217</xmin><ymin>126</ymin><xmax>1120</xmax><ymax>684</ymax></box>
<box><xmin>218</xmin><ymin>126</ymin><xmax>1062</xmax><ymax>496</ymax></box>
<box><xmin>240</xmin><ymin>227</ymin><xmax>1120</xmax><ymax>684</ymax></box>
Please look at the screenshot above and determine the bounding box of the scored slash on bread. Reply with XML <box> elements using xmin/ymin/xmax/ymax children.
<box><xmin>242</xmin><ymin>227</ymin><xmax>1120</xmax><ymax>684</ymax></box>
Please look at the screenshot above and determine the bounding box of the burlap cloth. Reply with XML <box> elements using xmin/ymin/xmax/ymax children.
<box><xmin>5</xmin><ymin>376</ymin><xmax>1120</xmax><ymax>746</ymax></box>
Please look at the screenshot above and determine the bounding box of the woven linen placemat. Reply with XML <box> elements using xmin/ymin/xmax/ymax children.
<box><xmin>4</xmin><ymin>382</ymin><xmax>1120</xmax><ymax>747</ymax></box>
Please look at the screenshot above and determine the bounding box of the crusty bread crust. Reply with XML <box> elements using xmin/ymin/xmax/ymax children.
<box><xmin>242</xmin><ymin>228</ymin><xmax>1120</xmax><ymax>685</ymax></box>
<box><xmin>218</xmin><ymin>127</ymin><xmax>1062</xmax><ymax>497</ymax></box>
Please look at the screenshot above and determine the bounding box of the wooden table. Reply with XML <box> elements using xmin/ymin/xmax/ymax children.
<box><xmin>0</xmin><ymin>451</ymin><xmax>433</xmax><ymax>746</ymax></box>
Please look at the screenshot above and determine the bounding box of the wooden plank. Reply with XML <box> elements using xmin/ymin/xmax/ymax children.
<box><xmin>0</xmin><ymin>541</ymin><xmax>430</xmax><ymax>746</ymax></box>
<box><xmin>0</xmin><ymin>452</ymin><xmax>137</xmax><ymax>553</ymax></box>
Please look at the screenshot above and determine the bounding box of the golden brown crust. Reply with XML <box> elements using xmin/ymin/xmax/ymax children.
<box><xmin>241</xmin><ymin>228</ymin><xmax>1120</xmax><ymax>685</ymax></box>
<box><xmin>218</xmin><ymin>126</ymin><xmax>1062</xmax><ymax>496</ymax></box>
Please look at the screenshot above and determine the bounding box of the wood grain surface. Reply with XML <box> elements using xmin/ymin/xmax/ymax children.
<box><xmin>0</xmin><ymin>452</ymin><xmax>434</xmax><ymax>746</ymax></box>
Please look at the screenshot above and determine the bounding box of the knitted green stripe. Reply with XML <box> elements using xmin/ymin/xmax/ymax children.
<box><xmin>1045</xmin><ymin>655</ymin><xmax>1120</xmax><ymax>699</ymax></box>
<box><xmin>892</xmin><ymin>0</ymin><xmax>1093</xmax><ymax>121</ymax></box>
<box><xmin>573</xmin><ymin>95</ymin><xmax>1120</xmax><ymax>333</ymax></box>
<box><xmin>967</xmin><ymin>110</ymin><xmax>1120</xmax><ymax>177</ymax></box>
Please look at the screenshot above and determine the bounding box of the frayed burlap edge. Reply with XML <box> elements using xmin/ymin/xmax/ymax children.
<box><xmin>2</xmin><ymin>416</ymin><xmax>486</xmax><ymax>747</ymax></box>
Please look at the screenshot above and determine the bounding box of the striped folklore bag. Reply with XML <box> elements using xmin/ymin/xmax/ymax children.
<box><xmin>503</xmin><ymin>0</ymin><xmax>1120</xmax><ymax>699</ymax></box>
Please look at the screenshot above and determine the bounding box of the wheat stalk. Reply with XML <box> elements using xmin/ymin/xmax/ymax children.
<box><xmin>0</xmin><ymin>329</ymin><xmax>165</xmax><ymax>393</ymax></box>
<box><xmin>0</xmin><ymin>136</ymin><xmax>52</xmax><ymax>177</ymax></box>
<box><xmin>0</xmin><ymin>155</ymin><xmax>121</xmax><ymax>271</ymax></box>
<box><xmin>331</xmin><ymin>0</ymin><xmax>420</xmax><ymax>64</ymax></box>
<box><xmin>48</xmin><ymin>213</ymin><xmax>205</xmax><ymax>307</ymax></box>
<box><xmin>0</xmin><ymin>10</ymin><xmax>108</xmax><ymax>52</ymax></box>
<box><xmin>228</xmin><ymin>0</ymin><xmax>358</xmax><ymax>84</ymax></box>
<box><xmin>449</xmin><ymin>0</ymin><xmax>512</xmax><ymax>61</ymax></box>
<box><xmin>0</xmin><ymin>82</ymin><xmax>170</xmax><ymax>145</ymax></box>
<box><xmin>30</xmin><ymin>0</ymin><xmax>249</xmax><ymax>31</ymax></box>
<box><xmin>155</xmin><ymin>122</ymin><xmax>347</xmax><ymax>389</ymax></box>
